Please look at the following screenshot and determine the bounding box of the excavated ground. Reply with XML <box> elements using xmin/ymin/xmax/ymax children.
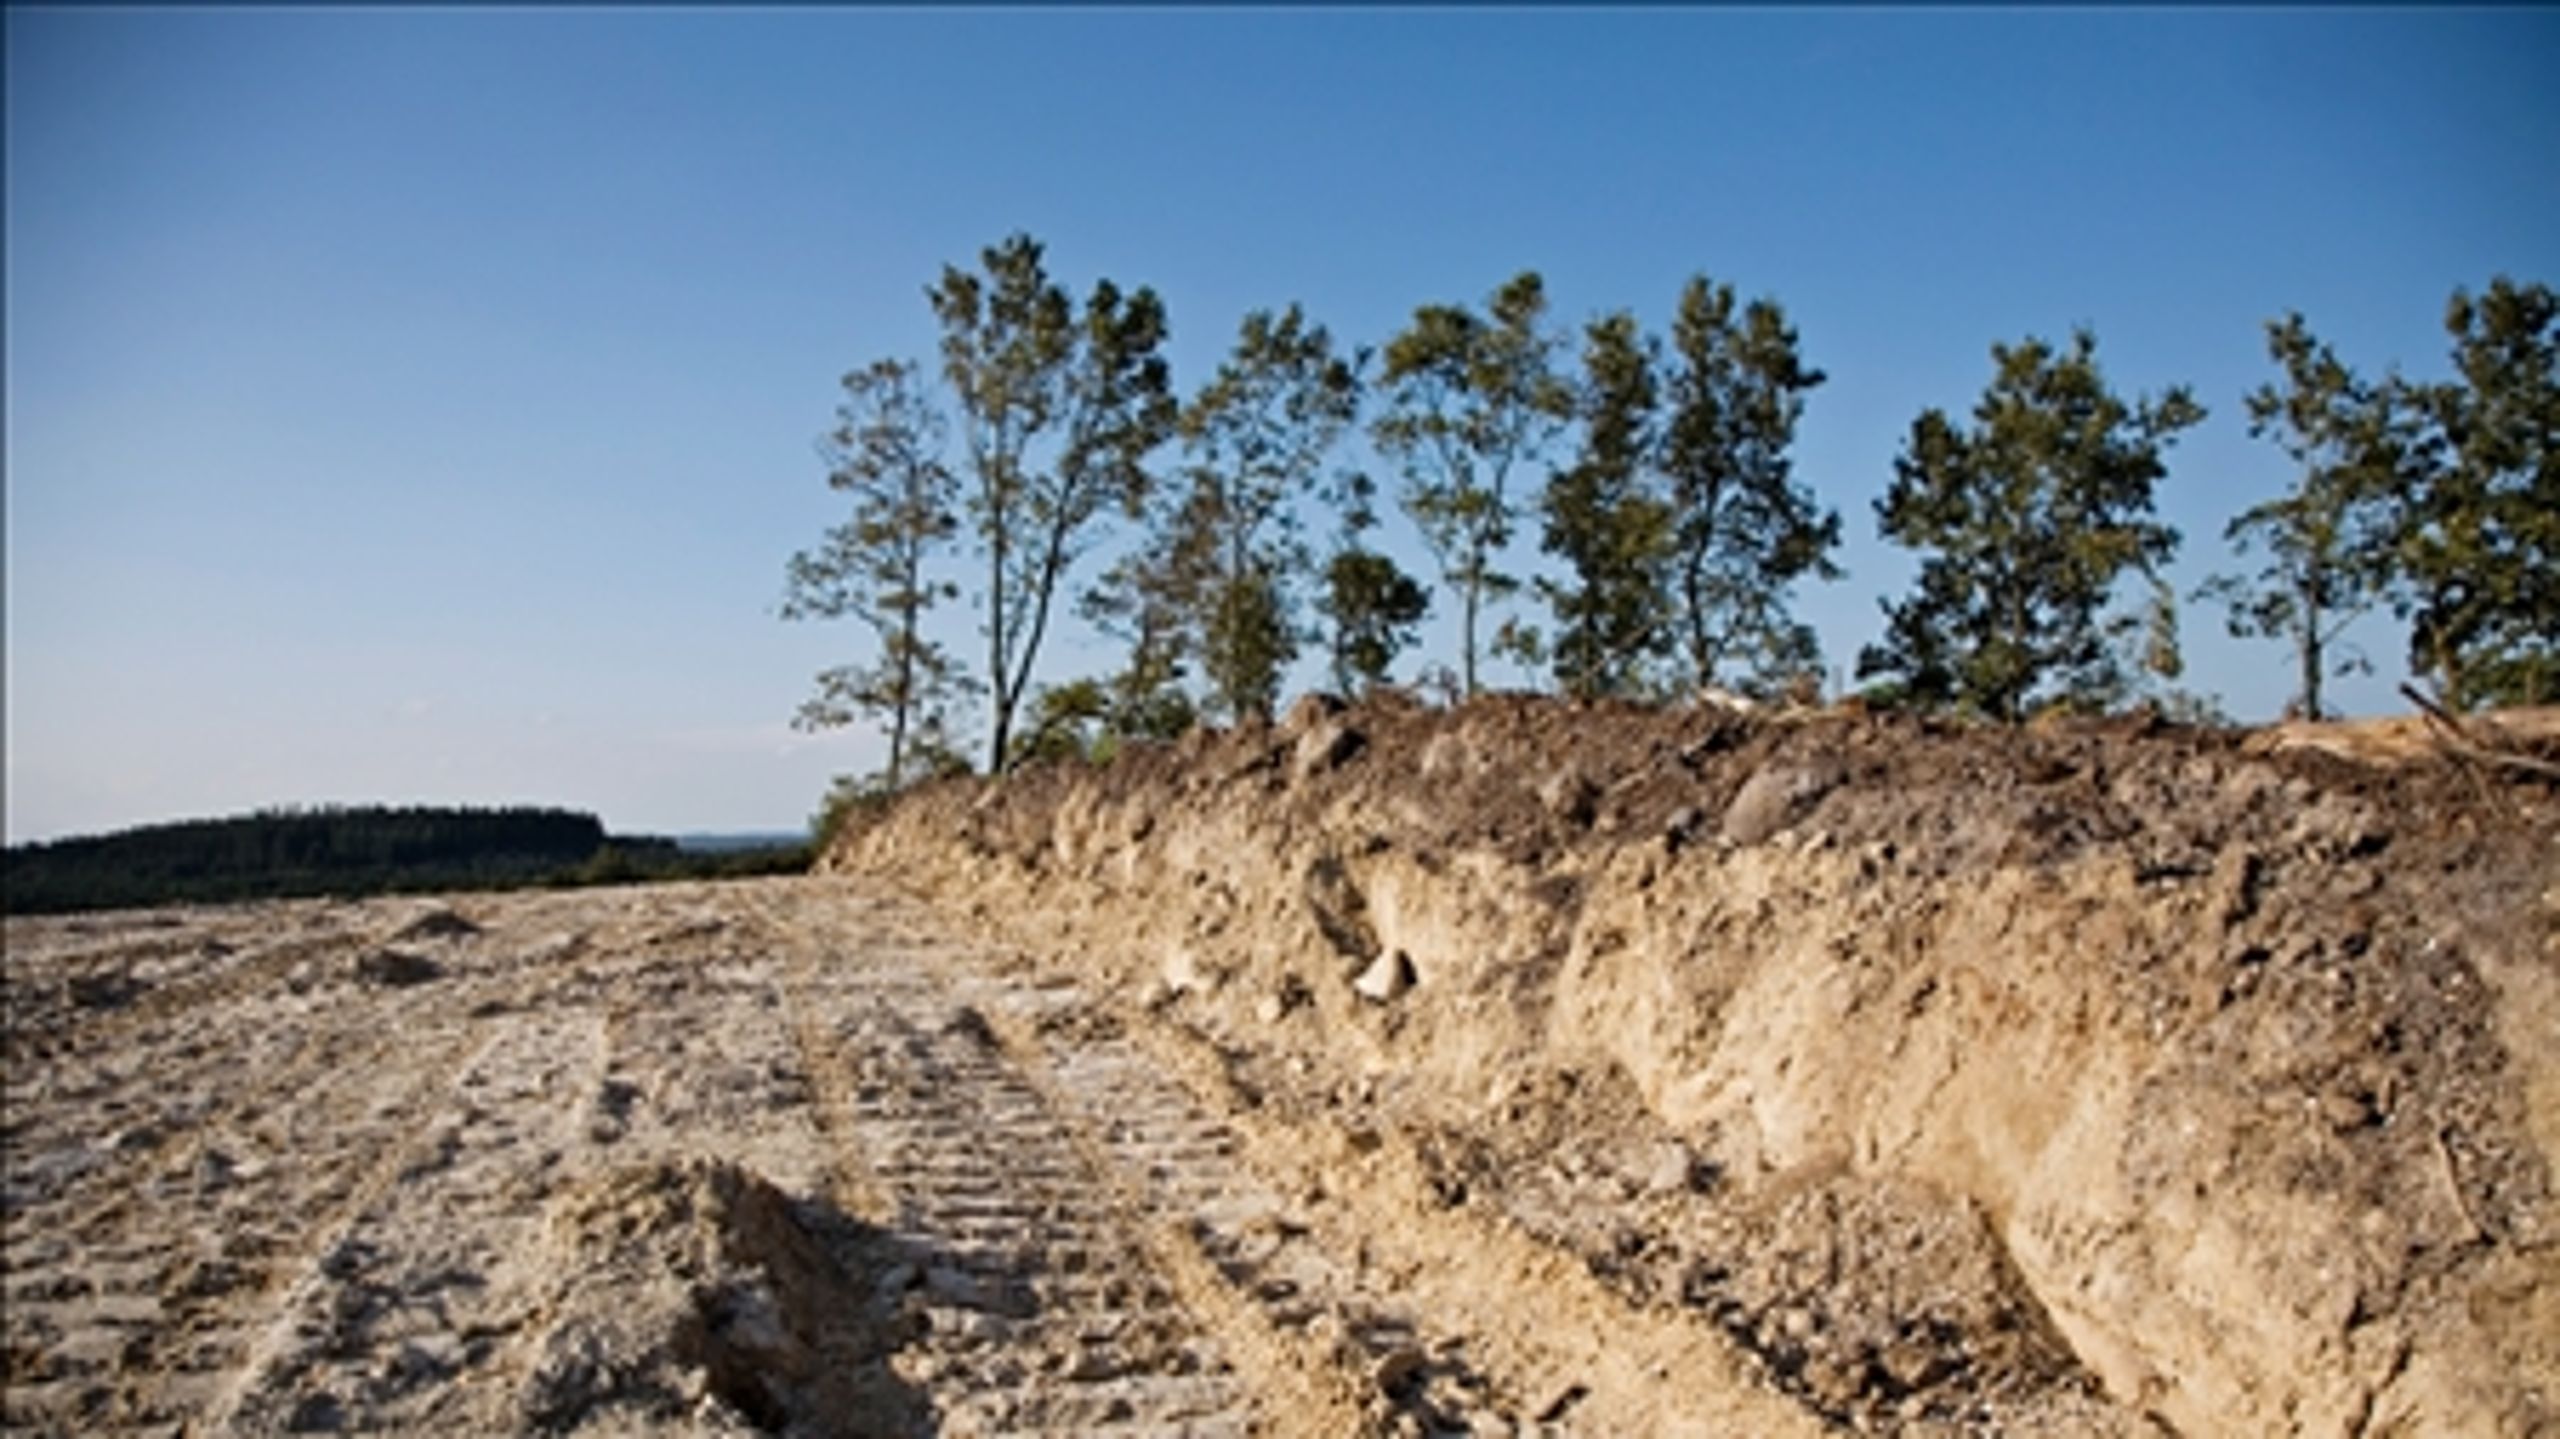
<box><xmin>5</xmin><ymin>873</ymin><xmax>1818</xmax><ymax>1436</ymax></box>
<box><xmin>826</xmin><ymin>693</ymin><xmax>2560</xmax><ymax>1439</ymax></box>
<box><xmin>5</xmin><ymin>698</ymin><xmax>2554</xmax><ymax>1437</ymax></box>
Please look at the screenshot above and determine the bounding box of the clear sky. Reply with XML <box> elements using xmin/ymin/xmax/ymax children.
<box><xmin>7</xmin><ymin>7</ymin><xmax>2556</xmax><ymax>843</ymax></box>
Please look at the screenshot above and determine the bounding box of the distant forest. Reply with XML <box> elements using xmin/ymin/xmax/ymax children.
<box><xmin>1</xmin><ymin>805</ymin><xmax>808</xmax><ymax>916</ymax></box>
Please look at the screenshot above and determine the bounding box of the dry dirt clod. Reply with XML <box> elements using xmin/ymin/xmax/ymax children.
<box><xmin>1720</xmin><ymin>760</ymin><xmax>1845</xmax><ymax>845</ymax></box>
<box><xmin>391</xmin><ymin>907</ymin><xmax>482</xmax><ymax>943</ymax></box>
<box><xmin>354</xmin><ymin>947</ymin><xmax>443</xmax><ymax>986</ymax></box>
<box><xmin>1294</xmin><ymin>720</ymin><xmax>1366</xmax><ymax>782</ymax></box>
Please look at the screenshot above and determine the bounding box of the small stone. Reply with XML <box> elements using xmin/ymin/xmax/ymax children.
<box><xmin>393</xmin><ymin>907</ymin><xmax>481</xmax><ymax>942</ymax></box>
<box><xmin>1539</xmin><ymin>768</ymin><xmax>1599</xmax><ymax>827</ymax></box>
<box><xmin>285</xmin><ymin>1390</ymin><xmax>346</xmax><ymax>1432</ymax></box>
<box><xmin>356</xmin><ymin>948</ymin><xmax>443</xmax><ymax>987</ymax></box>
<box><xmin>67</xmin><ymin>972</ymin><xmax>147</xmax><ymax>1010</ymax></box>
<box><xmin>1281</xmin><ymin>691</ymin><xmax>1346</xmax><ymax>736</ymax></box>
<box><xmin>1721</xmin><ymin>761</ymin><xmax>1844</xmax><ymax>845</ymax></box>
<box><xmin>1641</xmin><ymin>1141</ymin><xmax>1695</xmax><ymax>1196</ymax></box>
<box><xmin>1254</xmin><ymin>992</ymin><xmax>1288</xmax><ymax>1026</ymax></box>
<box><xmin>1374</xmin><ymin>1344</ymin><xmax>1428</xmax><ymax>1396</ymax></box>
<box><xmin>1293</xmin><ymin>720</ymin><xmax>1366</xmax><ymax>782</ymax></box>
<box><xmin>1161</xmin><ymin>945</ymin><xmax>1209</xmax><ymax>996</ymax></box>
<box><xmin>1664</xmin><ymin>806</ymin><xmax>1706</xmax><ymax>852</ymax></box>
<box><xmin>1352</xmin><ymin>950</ymin><xmax>1416</xmax><ymax>1004</ymax></box>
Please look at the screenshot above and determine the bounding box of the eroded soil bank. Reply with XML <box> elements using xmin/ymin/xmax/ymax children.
<box><xmin>828</xmin><ymin>694</ymin><xmax>2560</xmax><ymax>1437</ymax></box>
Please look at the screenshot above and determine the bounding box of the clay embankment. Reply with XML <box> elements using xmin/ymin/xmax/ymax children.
<box><xmin>829</xmin><ymin>694</ymin><xmax>2560</xmax><ymax>1436</ymax></box>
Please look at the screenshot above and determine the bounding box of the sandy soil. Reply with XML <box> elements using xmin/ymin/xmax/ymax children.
<box><xmin>830</xmin><ymin>695</ymin><xmax>2560</xmax><ymax>1438</ymax></box>
<box><xmin>5</xmin><ymin>876</ymin><xmax>1818</xmax><ymax>1436</ymax></box>
<box><xmin>8</xmin><ymin>699</ymin><xmax>2555</xmax><ymax>1437</ymax></box>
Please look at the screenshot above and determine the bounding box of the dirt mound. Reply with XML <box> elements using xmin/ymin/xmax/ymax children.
<box><xmin>827</xmin><ymin>694</ymin><xmax>2560</xmax><ymax>1436</ymax></box>
<box><xmin>513</xmin><ymin>1158</ymin><xmax>921</xmax><ymax>1436</ymax></box>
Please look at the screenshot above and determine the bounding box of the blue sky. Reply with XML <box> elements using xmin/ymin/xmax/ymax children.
<box><xmin>7</xmin><ymin>7</ymin><xmax>2555</xmax><ymax>843</ymax></box>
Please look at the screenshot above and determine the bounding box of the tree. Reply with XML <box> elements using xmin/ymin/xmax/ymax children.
<box><xmin>2198</xmin><ymin>314</ymin><xmax>2399</xmax><ymax>718</ymax></box>
<box><xmin>1860</xmin><ymin>329</ymin><xmax>2204</xmax><ymax>721</ymax></box>
<box><xmin>1077</xmin><ymin>526</ymin><xmax>1204</xmax><ymax>748</ymax></box>
<box><xmin>929</xmin><ymin>233</ymin><xmax>1176</xmax><ymax>772</ymax></box>
<box><xmin>1167</xmin><ymin>305</ymin><xmax>1366</xmax><ymax>721</ymax></box>
<box><xmin>1372</xmin><ymin>272</ymin><xmax>1575</xmax><ymax>697</ymax></box>
<box><xmin>1539</xmin><ymin>311</ymin><xmax>1676</xmax><ymax>699</ymax></box>
<box><xmin>2391</xmin><ymin>277</ymin><xmax>2559</xmax><ymax>709</ymax></box>
<box><xmin>1315</xmin><ymin>471</ymin><xmax>1430</xmax><ymax>694</ymax></box>
<box><xmin>1660</xmin><ymin>274</ymin><xmax>1839</xmax><ymax>695</ymax></box>
<box><xmin>781</xmin><ymin>358</ymin><xmax>973</xmax><ymax>788</ymax></box>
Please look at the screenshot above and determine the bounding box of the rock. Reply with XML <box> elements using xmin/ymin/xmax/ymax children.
<box><xmin>285</xmin><ymin>1390</ymin><xmax>347</xmax><ymax>1432</ymax></box>
<box><xmin>195</xmin><ymin>1148</ymin><xmax>239</xmax><ymax>1190</ymax></box>
<box><xmin>1255</xmin><ymin>992</ymin><xmax>1288</xmax><ymax>1026</ymax></box>
<box><xmin>1281</xmin><ymin>691</ymin><xmax>1346</xmax><ymax>737</ymax></box>
<box><xmin>1352</xmin><ymin>950</ymin><xmax>1416</xmax><ymax>1004</ymax></box>
<box><xmin>1293</xmin><ymin>720</ymin><xmax>1366</xmax><ymax>782</ymax></box>
<box><xmin>1664</xmin><ymin>806</ymin><xmax>1706</xmax><ymax>853</ymax></box>
<box><xmin>66</xmin><ymin>971</ymin><xmax>146</xmax><ymax>1010</ymax></box>
<box><xmin>1539</xmin><ymin>767</ymin><xmax>1599</xmax><ymax>827</ymax></box>
<box><xmin>1374</xmin><ymin>1344</ymin><xmax>1428</xmax><ymax>1396</ymax></box>
<box><xmin>393</xmin><ymin>907</ymin><xmax>481</xmax><ymax>942</ymax></box>
<box><xmin>1642</xmin><ymin>1141</ymin><xmax>1696</xmax><ymax>1197</ymax></box>
<box><xmin>1161</xmin><ymin>945</ymin><xmax>1210</xmax><ymax>996</ymax></box>
<box><xmin>1418</xmin><ymin>730</ymin><xmax>1477</xmax><ymax>780</ymax></box>
<box><xmin>1720</xmin><ymin>761</ymin><xmax>1845</xmax><ymax>845</ymax></box>
<box><xmin>356</xmin><ymin>948</ymin><xmax>443</xmax><ymax>987</ymax></box>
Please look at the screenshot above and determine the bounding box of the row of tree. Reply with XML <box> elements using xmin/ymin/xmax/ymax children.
<box><xmin>2</xmin><ymin>806</ymin><xmax>810</xmax><ymax>914</ymax></box>
<box><xmin>783</xmin><ymin>235</ymin><xmax>2556</xmax><ymax>786</ymax></box>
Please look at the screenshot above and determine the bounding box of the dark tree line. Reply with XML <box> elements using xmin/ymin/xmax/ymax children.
<box><xmin>3</xmin><ymin>806</ymin><xmax>806</xmax><ymax>915</ymax></box>
<box><xmin>785</xmin><ymin>239</ymin><xmax>2556</xmax><ymax>795</ymax></box>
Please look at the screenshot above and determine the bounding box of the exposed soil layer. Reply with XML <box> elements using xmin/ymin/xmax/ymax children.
<box><xmin>7</xmin><ymin>877</ymin><xmax>1823</xmax><ymax>1436</ymax></box>
<box><xmin>827</xmin><ymin>694</ymin><xmax>2560</xmax><ymax>1437</ymax></box>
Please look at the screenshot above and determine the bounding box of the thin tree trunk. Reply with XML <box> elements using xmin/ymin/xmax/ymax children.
<box><xmin>890</xmin><ymin>545</ymin><xmax>919</xmax><ymax>788</ymax></box>
<box><xmin>1461</xmin><ymin>567</ymin><xmax>1481</xmax><ymax>698</ymax></box>
<box><xmin>2298</xmin><ymin>577</ymin><xmax>2323</xmax><ymax>721</ymax></box>
<box><xmin>987</xmin><ymin>551</ymin><xmax>1011</xmax><ymax>774</ymax></box>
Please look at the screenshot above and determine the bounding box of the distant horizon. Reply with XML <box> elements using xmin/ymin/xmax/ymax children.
<box><xmin>1</xmin><ymin>801</ymin><xmax>812</xmax><ymax>851</ymax></box>
<box><xmin>9</xmin><ymin>8</ymin><xmax>2553</xmax><ymax>844</ymax></box>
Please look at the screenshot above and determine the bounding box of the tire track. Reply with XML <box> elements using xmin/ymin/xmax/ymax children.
<box><xmin>208</xmin><ymin>1003</ymin><xmax>610</xmax><ymax>1433</ymax></box>
<box><xmin>762</xmin><ymin>893</ymin><xmax>1264</xmax><ymax>1436</ymax></box>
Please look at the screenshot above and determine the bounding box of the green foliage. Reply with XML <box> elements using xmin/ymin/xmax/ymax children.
<box><xmin>1077</xmin><ymin>519</ymin><xmax>1204</xmax><ymax>748</ymax></box>
<box><xmin>929</xmin><ymin>234</ymin><xmax>1177</xmax><ymax>770</ymax></box>
<box><xmin>1860</xmin><ymin>329</ymin><xmax>2203</xmax><ymax>722</ymax></box>
<box><xmin>782</xmin><ymin>355</ymin><xmax>975</xmax><ymax>788</ymax></box>
<box><xmin>1008</xmin><ymin>677</ymin><xmax>1112</xmax><ymax>767</ymax></box>
<box><xmin>2389</xmin><ymin>277</ymin><xmax>2559</xmax><ymax>709</ymax></box>
<box><xmin>2197</xmin><ymin>314</ymin><xmax>2399</xmax><ymax>718</ymax></box>
<box><xmin>1163</xmin><ymin>305</ymin><xmax>1367</xmax><ymax>722</ymax></box>
<box><xmin>1372</xmin><ymin>272</ymin><xmax>1575</xmax><ymax>696</ymax></box>
<box><xmin>1201</xmin><ymin>565</ymin><xmax>1296</xmax><ymax>720</ymax></box>
<box><xmin>1661</xmin><ymin>275</ymin><xmax>1839</xmax><ymax>694</ymax></box>
<box><xmin>1539</xmin><ymin>311</ymin><xmax>1677</xmax><ymax>699</ymax></box>
<box><xmin>1315</xmin><ymin>471</ymin><xmax>1430</xmax><ymax>694</ymax></box>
